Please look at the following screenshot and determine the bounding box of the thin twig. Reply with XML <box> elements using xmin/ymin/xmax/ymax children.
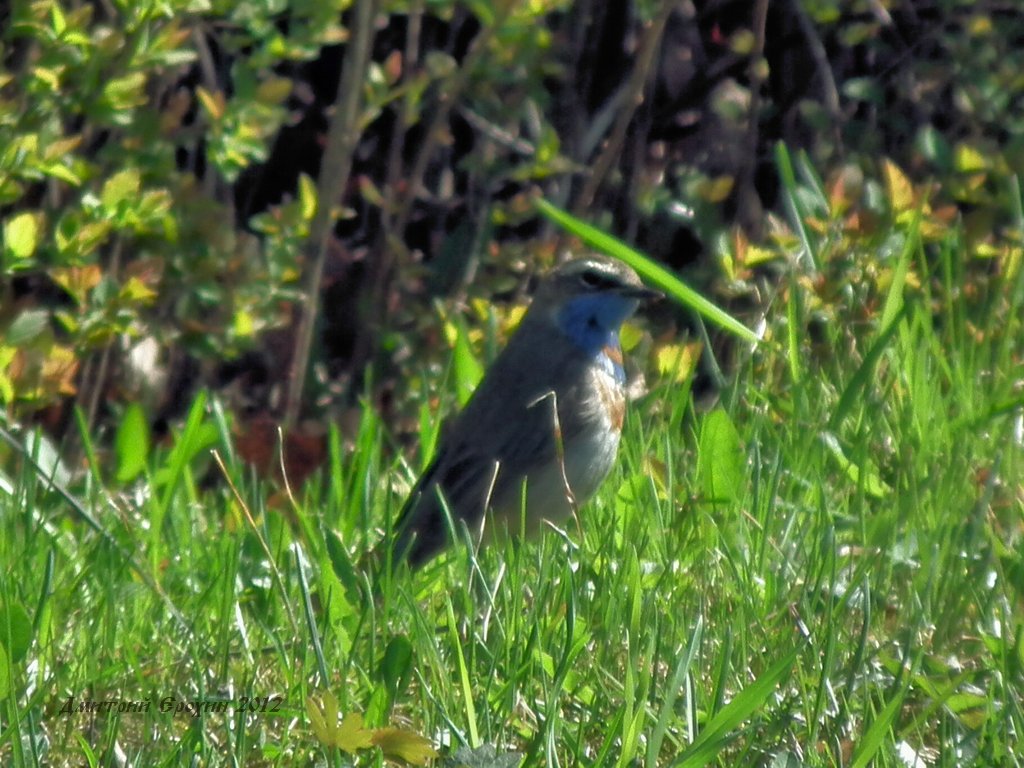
<box><xmin>284</xmin><ymin>0</ymin><xmax>378</xmax><ymax>428</ymax></box>
<box><xmin>572</xmin><ymin>1</ymin><xmax>674</xmax><ymax>217</ymax></box>
<box><xmin>736</xmin><ymin>0</ymin><xmax>770</xmax><ymax>234</ymax></box>
<box><xmin>75</xmin><ymin>236</ymin><xmax>123</xmax><ymax>459</ymax></box>
<box><xmin>392</xmin><ymin>1</ymin><xmax>517</xmax><ymax>236</ymax></box>
<box><xmin>348</xmin><ymin>1</ymin><xmax>517</xmax><ymax>380</ymax></box>
<box><xmin>790</xmin><ymin>0</ymin><xmax>842</xmax><ymax>150</ymax></box>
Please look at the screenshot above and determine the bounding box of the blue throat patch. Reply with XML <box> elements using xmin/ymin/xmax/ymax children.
<box><xmin>557</xmin><ymin>294</ymin><xmax>635</xmax><ymax>382</ymax></box>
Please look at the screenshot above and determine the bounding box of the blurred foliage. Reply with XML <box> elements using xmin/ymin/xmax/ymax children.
<box><xmin>0</xmin><ymin>0</ymin><xmax>1023</xmax><ymax>466</ymax></box>
<box><xmin>0</xmin><ymin>0</ymin><xmax>342</xmax><ymax>425</ymax></box>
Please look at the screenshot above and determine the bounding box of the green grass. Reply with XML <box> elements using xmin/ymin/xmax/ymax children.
<box><xmin>2</xmin><ymin>182</ymin><xmax>1023</xmax><ymax>765</ymax></box>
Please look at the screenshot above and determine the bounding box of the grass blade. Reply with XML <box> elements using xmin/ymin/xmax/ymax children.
<box><xmin>535</xmin><ymin>198</ymin><xmax>760</xmax><ymax>344</ymax></box>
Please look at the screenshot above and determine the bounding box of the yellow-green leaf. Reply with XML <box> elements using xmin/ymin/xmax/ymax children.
<box><xmin>336</xmin><ymin>712</ymin><xmax>375</xmax><ymax>753</ymax></box>
<box><xmin>3</xmin><ymin>212</ymin><xmax>40</xmax><ymax>260</ymax></box>
<box><xmin>255</xmin><ymin>76</ymin><xmax>293</xmax><ymax>105</ymax></box>
<box><xmin>102</xmin><ymin>169</ymin><xmax>141</xmax><ymax>210</ymax></box>
<box><xmin>119</xmin><ymin>276</ymin><xmax>157</xmax><ymax>303</ymax></box>
<box><xmin>741</xmin><ymin>243</ymin><xmax>779</xmax><ymax>267</ymax></box>
<box><xmin>233</xmin><ymin>309</ymin><xmax>255</xmax><ymax>339</ymax></box>
<box><xmin>43</xmin><ymin>135</ymin><xmax>83</xmax><ymax>162</ymax></box>
<box><xmin>103</xmin><ymin>72</ymin><xmax>147</xmax><ymax>109</ymax></box>
<box><xmin>51</xmin><ymin>265</ymin><xmax>101</xmax><ymax>305</ymax></box>
<box><xmin>371</xmin><ymin>727</ymin><xmax>439</xmax><ymax>765</ymax></box>
<box><xmin>954</xmin><ymin>142</ymin><xmax>988</xmax><ymax>173</ymax></box>
<box><xmin>655</xmin><ymin>341</ymin><xmax>702</xmax><ymax>384</ymax></box>
<box><xmin>619</xmin><ymin>322</ymin><xmax>643</xmax><ymax>352</ymax></box>
<box><xmin>882</xmin><ymin>158</ymin><xmax>914</xmax><ymax>213</ymax></box>
<box><xmin>307</xmin><ymin>692</ymin><xmax>340</xmax><ymax>746</ymax></box>
<box><xmin>306</xmin><ymin>695</ymin><xmax>375</xmax><ymax>753</ymax></box>
<box><xmin>32</xmin><ymin>66</ymin><xmax>62</xmax><ymax>90</ymax></box>
<box><xmin>298</xmin><ymin>173</ymin><xmax>318</xmax><ymax>221</ymax></box>
<box><xmin>697</xmin><ymin>175</ymin><xmax>735</xmax><ymax>203</ymax></box>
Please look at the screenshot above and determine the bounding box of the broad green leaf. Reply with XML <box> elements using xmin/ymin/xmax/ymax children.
<box><xmin>697</xmin><ymin>409</ymin><xmax>744</xmax><ymax>504</ymax></box>
<box><xmin>0</xmin><ymin>602</ymin><xmax>32</xmax><ymax>664</ymax></box>
<box><xmin>849</xmin><ymin>676</ymin><xmax>911</xmax><ymax>768</ymax></box>
<box><xmin>379</xmin><ymin>636</ymin><xmax>413</xmax><ymax>699</ymax></box>
<box><xmin>6</xmin><ymin>310</ymin><xmax>50</xmax><ymax>346</ymax></box>
<box><xmin>115</xmin><ymin>402</ymin><xmax>150</xmax><ymax>483</ymax></box>
<box><xmin>448</xmin><ymin>745</ymin><xmax>524</xmax><ymax>768</ymax></box>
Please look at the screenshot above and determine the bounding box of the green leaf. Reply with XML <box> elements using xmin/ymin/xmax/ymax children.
<box><xmin>0</xmin><ymin>602</ymin><xmax>32</xmax><ymax>664</ymax></box>
<box><xmin>3</xmin><ymin>212</ymin><xmax>39</xmax><ymax>261</ymax></box>
<box><xmin>379</xmin><ymin>635</ymin><xmax>413</xmax><ymax>700</ymax></box>
<box><xmin>102</xmin><ymin>72</ymin><xmax>147</xmax><ymax>110</ymax></box>
<box><xmin>115</xmin><ymin>402</ymin><xmax>150</xmax><ymax>483</ymax></box>
<box><xmin>697</xmin><ymin>409</ymin><xmax>744</xmax><ymax>504</ymax></box>
<box><xmin>6</xmin><ymin>310</ymin><xmax>50</xmax><ymax>345</ymax></box>
<box><xmin>101</xmin><ymin>169</ymin><xmax>141</xmax><ymax>211</ymax></box>
<box><xmin>450</xmin><ymin>316</ymin><xmax>483</xmax><ymax>407</ymax></box>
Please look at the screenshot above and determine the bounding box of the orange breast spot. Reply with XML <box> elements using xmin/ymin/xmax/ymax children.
<box><xmin>595</xmin><ymin>371</ymin><xmax>626</xmax><ymax>430</ymax></box>
<box><xmin>602</xmin><ymin>344</ymin><xmax>624</xmax><ymax>367</ymax></box>
<box><xmin>608</xmin><ymin>393</ymin><xmax>625</xmax><ymax>430</ymax></box>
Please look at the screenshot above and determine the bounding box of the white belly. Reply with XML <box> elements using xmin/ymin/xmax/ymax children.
<box><xmin>492</xmin><ymin>365</ymin><xmax>624</xmax><ymax>533</ymax></box>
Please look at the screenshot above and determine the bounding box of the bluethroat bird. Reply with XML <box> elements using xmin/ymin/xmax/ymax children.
<box><xmin>394</xmin><ymin>255</ymin><xmax>659</xmax><ymax>566</ymax></box>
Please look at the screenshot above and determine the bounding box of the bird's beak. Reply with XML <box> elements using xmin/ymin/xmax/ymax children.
<box><xmin>620</xmin><ymin>285</ymin><xmax>662</xmax><ymax>301</ymax></box>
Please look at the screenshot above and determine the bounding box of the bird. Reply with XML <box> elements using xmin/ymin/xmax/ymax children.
<box><xmin>393</xmin><ymin>254</ymin><xmax>660</xmax><ymax>567</ymax></box>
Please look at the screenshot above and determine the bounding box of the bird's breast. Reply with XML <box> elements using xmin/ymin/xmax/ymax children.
<box><xmin>559</xmin><ymin>360</ymin><xmax>626</xmax><ymax>501</ymax></box>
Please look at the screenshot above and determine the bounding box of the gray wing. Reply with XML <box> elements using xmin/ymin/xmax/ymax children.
<box><xmin>393</xmin><ymin>327</ymin><xmax>576</xmax><ymax>565</ymax></box>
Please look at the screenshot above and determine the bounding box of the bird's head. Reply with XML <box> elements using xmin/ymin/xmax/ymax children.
<box><xmin>531</xmin><ymin>255</ymin><xmax>660</xmax><ymax>355</ymax></box>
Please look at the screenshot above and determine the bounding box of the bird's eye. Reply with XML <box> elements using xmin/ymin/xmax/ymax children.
<box><xmin>579</xmin><ymin>269</ymin><xmax>607</xmax><ymax>289</ymax></box>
